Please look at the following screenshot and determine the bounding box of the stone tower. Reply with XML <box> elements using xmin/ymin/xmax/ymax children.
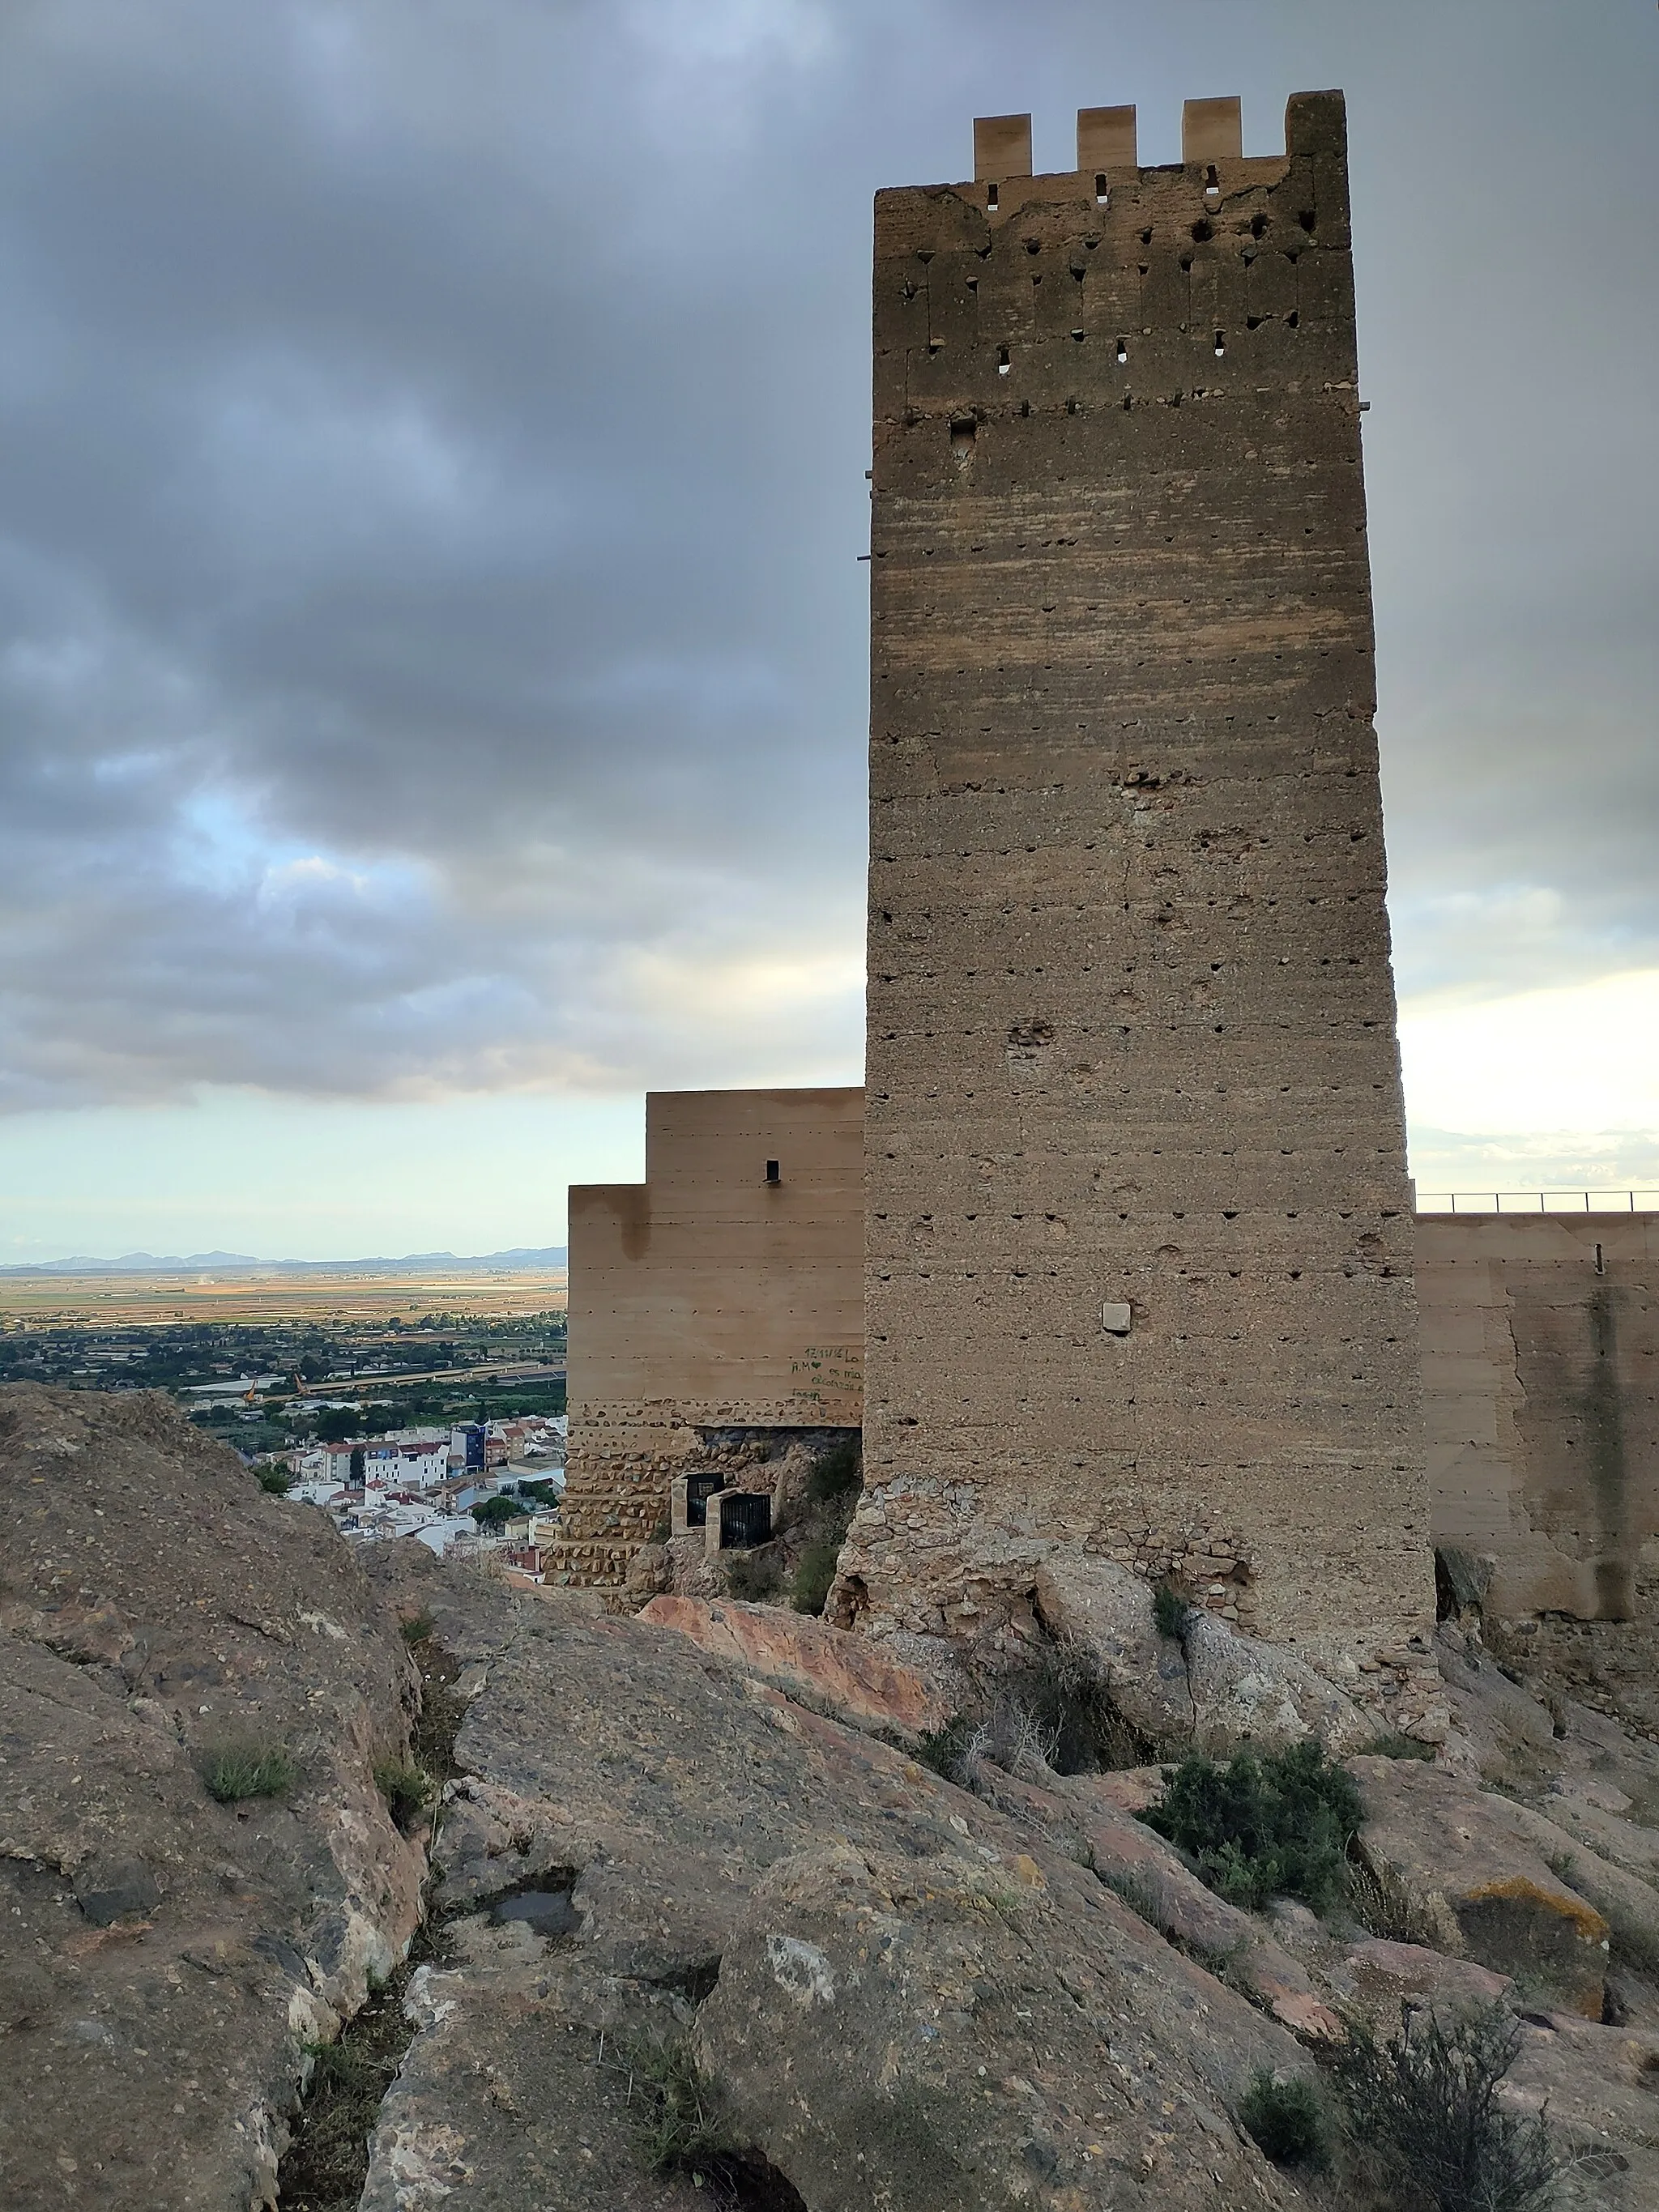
<box><xmin>848</xmin><ymin>92</ymin><xmax>1434</xmax><ymax>1687</ymax></box>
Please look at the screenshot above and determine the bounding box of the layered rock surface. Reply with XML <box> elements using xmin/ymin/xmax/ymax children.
<box><xmin>372</xmin><ymin>1549</ymin><xmax>1311</xmax><ymax>2211</ymax></box>
<box><xmin>9</xmin><ymin>1387</ymin><xmax>1659</xmax><ymax>2210</ymax></box>
<box><xmin>0</xmin><ymin>1386</ymin><xmax>425</xmax><ymax>2211</ymax></box>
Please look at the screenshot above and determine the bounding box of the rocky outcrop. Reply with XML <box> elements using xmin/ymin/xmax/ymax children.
<box><xmin>366</xmin><ymin>1553</ymin><xmax>1314</xmax><ymax>2210</ymax></box>
<box><xmin>11</xmin><ymin>1389</ymin><xmax>1659</xmax><ymax>2210</ymax></box>
<box><xmin>1032</xmin><ymin>1550</ymin><xmax>1380</xmax><ymax>1756</ymax></box>
<box><xmin>1349</xmin><ymin>1755</ymin><xmax>1618</xmax><ymax>2015</ymax></box>
<box><xmin>637</xmin><ymin>1596</ymin><xmax>966</xmax><ymax>1741</ymax></box>
<box><xmin>0</xmin><ymin>1385</ymin><xmax>426</xmax><ymax>2211</ymax></box>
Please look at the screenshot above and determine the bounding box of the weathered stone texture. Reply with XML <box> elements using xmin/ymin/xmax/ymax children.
<box><xmin>855</xmin><ymin>92</ymin><xmax>1431</xmax><ymax>1677</ymax></box>
<box><xmin>1418</xmin><ymin>1213</ymin><xmax>1659</xmax><ymax>1619</ymax></box>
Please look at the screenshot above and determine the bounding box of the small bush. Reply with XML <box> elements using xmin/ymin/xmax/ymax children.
<box><xmin>791</xmin><ymin>1541</ymin><xmax>841</xmax><ymax>1617</ymax></box>
<box><xmin>202</xmin><ymin>1741</ymin><xmax>296</xmax><ymax>1804</ymax></box>
<box><xmin>723</xmin><ymin>1548</ymin><xmax>782</xmax><ymax>1603</ymax></box>
<box><xmin>1238</xmin><ymin>2071</ymin><xmax>1329</xmax><ymax>2168</ymax></box>
<box><xmin>255</xmin><ymin>1464</ymin><xmax>292</xmax><ymax>1496</ymax></box>
<box><xmin>913</xmin><ymin>1717</ymin><xmax>976</xmax><ymax>1782</ymax></box>
<box><xmin>1346</xmin><ymin>1852</ymin><xmax>1448</xmax><ymax>1950</ymax></box>
<box><xmin>1328</xmin><ymin>2002</ymin><xmax>1566</xmax><ymax>2211</ymax></box>
<box><xmin>399</xmin><ymin>1611</ymin><xmax>435</xmax><ymax>1645</ymax></box>
<box><xmin>1141</xmin><ymin>1741</ymin><xmax>1363</xmax><ymax>1911</ymax></box>
<box><xmin>1152</xmin><ymin>1581</ymin><xmax>1192</xmax><ymax>1640</ymax></box>
<box><xmin>373</xmin><ymin>1756</ymin><xmax>434</xmax><ymax>1833</ymax></box>
<box><xmin>1362</xmin><ymin>1730</ymin><xmax>1436</xmax><ymax>1761</ymax></box>
<box><xmin>805</xmin><ymin>1438</ymin><xmax>862</xmax><ymax>1504</ymax></box>
<box><xmin>1097</xmin><ymin>1860</ymin><xmax>1171</xmax><ymax>1930</ymax></box>
<box><xmin>612</xmin><ymin>2031</ymin><xmax>740</xmax><ymax>2183</ymax></box>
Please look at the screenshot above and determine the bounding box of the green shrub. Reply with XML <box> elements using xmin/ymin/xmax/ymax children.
<box><xmin>1362</xmin><ymin>1730</ymin><xmax>1436</xmax><ymax>1761</ymax></box>
<box><xmin>1152</xmin><ymin>1581</ymin><xmax>1192</xmax><ymax>1640</ymax></box>
<box><xmin>723</xmin><ymin>1548</ymin><xmax>782</xmax><ymax>1602</ymax></box>
<box><xmin>1238</xmin><ymin>2071</ymin><xmax>1329</xmax><ymax>2167</ymax></box>
<box><xmin>1141</xmin><ymin>1741</ymin><xmax>1362</xmax><ymax>1911</ymax></box>
<box><xmin>611</xmin><ymin>2031</ymin><xmax>740</xmax><ymax>2185</ymax></box>
<box><xmin>913</xmin><ymin>1717</ymin><xmax>976</xmax><ymax>1781</ymax></box>
<box><xmin>399</xmin><ymin>1611</ymin><xmax>435</xmax><ymax>1645</ymax></box>
<box><xmin>373</xmin><ymin>1756</ymin><xmax>434</xmax><ymax>1833</ymax></box>
<box><xmin>805</xmin><ymin>1437</ymin><xmax>862</xmax><ymax>1504</ymax></box>
<box><xmin>202</xmin><ymin>1741</ymin><xmax>296</xmax><ymax>1804</ymax></box>
<box><xmin>1328</xmin><ymin>2002</ymin><xmax>1566</xmax><ymax>2211</ymax></box>
<box><xmin>255</xmin><ymin>1464</ymin><xmax>292</xmax><ymax>1496</ymax></box>
<box><xmin>791</xmin><ymin>1541</ymin><xmax>841</xmax><ymax>1617</ymax></box>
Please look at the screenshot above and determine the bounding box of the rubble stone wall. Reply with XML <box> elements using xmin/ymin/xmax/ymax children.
<box><xmin>855</xmin><ymin>90</ymin><xmax>1433</xmax><ymax>1683</ymax></box>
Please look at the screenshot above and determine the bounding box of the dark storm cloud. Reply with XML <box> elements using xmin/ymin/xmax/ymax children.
<box><xmin>1</xmin><ymin>0</ymin><xmax>1654</xmax><ymax>1111</ymax></box>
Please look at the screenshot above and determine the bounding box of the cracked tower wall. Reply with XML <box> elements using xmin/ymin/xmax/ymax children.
<box><xmin>849</xmin><ymin>91</ymin><xmax>1435</xmax><ymax>1681</ymax></box>
<box><xmin>1418</xmin><ymin>1213</ymin><xmax>1659</xmax><ymax>1622</ymax></box>
<box><xmin>551</xmin><ymin>1087</ymin><xmax>864</xmax><ymax>1585</ymax></box>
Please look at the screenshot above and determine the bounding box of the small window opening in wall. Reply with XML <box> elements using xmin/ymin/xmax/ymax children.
<box><xmin>1250</xmin><ymin>211</ymin><xmax>1268</xmax><ymax>238</ymax></box>
<box><xmin>1286</xmin><ymin>309</ymin><xmax>1299</xmax><ymax>329</ymax></box>
<box><xmin>1070</xmin><ymin>326</ymin><xmax>1085</xmax><ymax>342</ymax></box>
<box><xmin>997</xmin><ymin>344</ymin><xmax>1011</xmax><ymax>375</ymax></box>
<box><xmin>987</xmin><ymin>181</ymin><xmax>999</xmax><ymax>211</ymax></box>
<box><xmin>1596</xmin><ymin>1242</ymin><xmax>1606</xmax><ymax>1275</ymax></box>
<box><xmin>1115</xmin><ymin>337</ymin><xmax>1128</xmax><ymax>363</ymax></box>
<box><xmin>1299</xmin><ymin>208</ymin><xmax>1316</xmax><ymax>232</ymax></box>
<box><xmin>1213</xmin><ymin>330</ymin><xmax>1226</xmax><ymax>356</ymax></box>
<box><xmin>949</xmin><ymin>415</ymin><xmax>976</xmax><ymax>459</ymax></box>
<box><xmin>766</xmin><ymin>1160</ymin><xmax>781</xmax><ymax>1185</ymax></box>
<box><xmin>1095</xmin><ymin>173</ymin><xmax>1109</xmax><ymax>206</ymax></box>
<box><xmin>1190</xmin><ymin>217</ymin><xmax>1213</xmax><ymax>243</ymax></box>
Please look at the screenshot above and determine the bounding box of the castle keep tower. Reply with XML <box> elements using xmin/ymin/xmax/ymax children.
<box><xmin>848</xmin><ymin>93</ymin><xmax>1435</xmax><ymax>1681</ymax></box>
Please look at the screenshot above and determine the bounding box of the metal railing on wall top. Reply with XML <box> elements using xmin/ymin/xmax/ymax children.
<box><xmin>1414</xmin><ymin>1190</ymin><xmax>1659</xmax><ymax>1215</ymax></box>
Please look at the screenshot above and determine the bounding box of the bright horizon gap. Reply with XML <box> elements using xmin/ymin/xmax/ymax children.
<box><xmin>5</xmin><ymin>965</ymin><xmax>1659</xmax><ymax>1264</ymax></box>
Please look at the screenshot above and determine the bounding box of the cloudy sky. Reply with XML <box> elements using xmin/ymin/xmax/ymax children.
<box><xmin>1</xmin><ymin>0</ymin><xmax>1655</xmax><ymax>1259</ymax></box>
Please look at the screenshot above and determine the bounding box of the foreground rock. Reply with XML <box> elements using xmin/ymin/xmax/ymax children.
<box><xmin>373</xmin><ymin>1549</ymin><xmax>1312</xmax><ymax>2210</ymax></box>
<box><xmin>1350</xmin><ymin>1756</ymin><xmax>1621</xmax><ymax>2015</ymax></box>
<box><xmin>0</xmin><ymin>1385</ymin><xmax>424</xmax><ymax>2212</ymax></box>
<box><xmin>637</xmin><ymin>1594</ymin><xmax>965</xmax><ymax>1741</ymax></box>
<box><xmin>1031</xmin><ymin>1553</ymin><xmax>1381</xmax><ymax>1756</ymax></box>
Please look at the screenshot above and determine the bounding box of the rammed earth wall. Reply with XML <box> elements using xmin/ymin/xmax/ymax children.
<box><xmin>548</xmin><ymin>1087</ymin><xmax>863</xmax><ymax>1584</ymax></box>
<box><xmin>851</xmin><ymin>92</ymin><xmax>1435</xmax><ymax>1683</ymax></box>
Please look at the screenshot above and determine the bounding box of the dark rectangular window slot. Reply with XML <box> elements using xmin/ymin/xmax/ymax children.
<box><xmin>1095</xmin><ymin>173</ymin><xmax>1109</xmax><ymax>205</ymax></box>
<box><xmin>987</xmin><ymin>181</ymin><xmax>999</xmax><ymax>211</ymax></box>
<box><xmin>1596</xmin><ymin>1242</ymin><xmax>1606</xmax><ymax>1275</ymax></box>
<box><xmin>766</xmin><ymin>1160</ymin><xmax>781</xmax><ymax>1184</ymax></box>
<box><xmin>686</xmin><ymin>1472</ymin><xmax>725</xmax><ymax>1528</ymax></box>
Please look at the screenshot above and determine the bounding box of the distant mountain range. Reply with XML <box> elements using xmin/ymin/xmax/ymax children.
<box><xmin>0</xmin><ymin>1247</ymin><xmax>567</xmax><ymax>1277</ymax></box>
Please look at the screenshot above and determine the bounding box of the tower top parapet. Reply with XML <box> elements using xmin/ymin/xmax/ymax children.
<box><xmin>970</xmin><ymin>91</ymin><xmax>1346</xmax><ymax>182</ymax></box>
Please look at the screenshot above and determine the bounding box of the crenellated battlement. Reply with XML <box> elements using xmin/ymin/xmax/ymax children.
<box><xmin>970</xmin><ymin>92</ymin><xmax>1345</xmax><ymax>184</ymax></box>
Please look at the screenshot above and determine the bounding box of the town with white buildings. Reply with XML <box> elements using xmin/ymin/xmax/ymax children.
<box><xmin>275</xmin><ymin>1413</ymin><xmax>567</xmax><ymax>1583</ymax></box>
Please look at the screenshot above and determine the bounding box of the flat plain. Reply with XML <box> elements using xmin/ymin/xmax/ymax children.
<box><xmin>0</xmin><ymin>1266</ymin><xmax>569</xmax><ymax>1331</ymax></box>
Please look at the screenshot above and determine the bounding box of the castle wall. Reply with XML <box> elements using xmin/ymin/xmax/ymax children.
<box><xmin>550</xmin><ymin>1087</ymin><xmax>863</xmax><ymax>1584</ymax></box>
<box><xmin>1418</xmin><ymin>1213</ymin><xmax>1659</xmax><ymax>1622</ymax></box>
<box><xmin>852</xmin><ymin>92</ymin><xmax>1435</xmax><ymax>1690</ymax></box>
